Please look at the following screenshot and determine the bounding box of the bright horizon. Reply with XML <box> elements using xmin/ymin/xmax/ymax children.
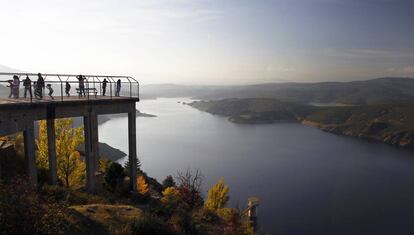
<box><xmin>1</xmin><ymin>0</ymin><xmax>414</xmax><ymax>85</ymax></box>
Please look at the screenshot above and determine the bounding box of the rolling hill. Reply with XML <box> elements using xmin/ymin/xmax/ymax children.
<box><xmin>142</xmin><ymin>77</ymin><xmax>414</xmax><ymax>105</ymax></box>
<box><xmin>189</xmin><ymin>98</ymin><xmax>414</xmax><ymax>149</ymax></box>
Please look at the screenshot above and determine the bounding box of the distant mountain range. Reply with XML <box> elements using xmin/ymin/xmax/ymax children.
<box><xmin>142</xmin><ymin>77</ymin><xmax>414</xmax><ymax>105</ymax></box>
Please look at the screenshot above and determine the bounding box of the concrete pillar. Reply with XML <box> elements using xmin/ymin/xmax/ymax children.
<box><xmin>24</xmin><ymin>120</ymin><xmax>37</xmax><ymax>187</ymax></box>
<box><xmin>84</xmin><ymin>111</ymin><xmax>99</xmax><ymax>193</ymax></box>
<box><xmin>90</xmin><ymin>114</ymin><xmax>100</xmax><ymax>172</ymax></box>
<box><xmin>128</xmin><ymin>108</ymin><xmax>137</xmax><ymax>191</ymax></box>
<box><xmin>47</xmin><ymin>118</ymin><xmax>58</xmax><ymax>185</ymax></box>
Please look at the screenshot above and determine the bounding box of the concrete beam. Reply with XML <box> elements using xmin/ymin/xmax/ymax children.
<box><xmin>47</xmin><ymin>119</ymin><xmax>58</xmax><ymax>185</ymax></box>
<box><xmin>0</xmin><ymin>100</ymin><xmax>136</xmax><ymax>123</ymax></box>
<box><xmin>24</xmin><ymin>120</ymin><xmax>37</xmax><ymax>187</ymax></box>
<box><xmin>128</xmin><ymin>107</ymin><xmax>137</xmax><ymax>191</ymax></box>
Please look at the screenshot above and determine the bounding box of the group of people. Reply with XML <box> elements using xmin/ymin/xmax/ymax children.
<box><xmin>6</xmin><ymin>73</ymin><xmax>123</xmax><ymax>100</ymax></box>
<box><xmin>7</xmin><ymin>73</ymin><xmax>53</xmax><ymax>100</ymax></box>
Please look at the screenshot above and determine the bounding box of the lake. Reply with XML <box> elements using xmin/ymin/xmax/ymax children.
<box><xmin>99</xmin><ymin>98</ymin><xmax>414</xmax><ymax>235</ymax></box>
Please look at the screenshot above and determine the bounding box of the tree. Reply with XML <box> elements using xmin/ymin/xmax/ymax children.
<box><xmin>176</xmin><ymin>169</ymin><xmax>204</xmax><ymax>209</ymax></box>
<box><xmin>36</xmin><ymin>119</ymin><xmax>85</xmax><ymax>187</ymax></box>
<box><xmin>124</xmin><ymin>156</ymin><xmax>141</xmax><ymax>177</ymax></box>
<box><xmin>205</xmin><ymin>177</ymin><xmax>230</xmax><ymax>211</ymax></box>
<box><xmin>36</xmin><ymin>120</ymin><xmax>49</xmax><ymax>170</ymax></box>
<box><xmin>162</xmin><ymin>175</ymin><xmax>176</xmax><ymax>189</ymax></box>
<box><xmin>99</xmin><ymin>159</ymin><xmax>112</xmax><ymax>173</ymax></box>
<box><xmin>161</xmin><ymin>187</ymin><xmax>181</xmax><ymax>205</ymax></box>
<box><xmin>137</xmin><ymin>175</ymin><xmax>149</xmax><ymax>195</ymax></box>
<box><xmin>104</xmin><ymin>162</ymin><xmax>125</xmax><ymax>192</ymax></box>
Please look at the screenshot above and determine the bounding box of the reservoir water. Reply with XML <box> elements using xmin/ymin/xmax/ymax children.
<box><xmin>99</xmin><ymin>98</ymin><xmax>414</xmax><ymax>235</ymax></box>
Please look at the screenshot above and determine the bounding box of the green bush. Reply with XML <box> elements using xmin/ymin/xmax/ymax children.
<box><xmin>162</xmin><ymin>175</ymin><xmax>176</xmax><ymax>189</ymax></box>
<box><xmin>104</xmin><ymin>162</ymin><xmax>125</xmax><ymax>192</ymax></box>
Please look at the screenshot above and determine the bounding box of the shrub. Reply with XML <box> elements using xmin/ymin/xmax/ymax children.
<box><xmin>41</xmin><ymin>184</ymin><xmax>108</xmax><ymax>205</ymax></box>
<box><xmin>123</xmin><ymin>156</ymin><xmax>141</xmax><ymax>177</ymax></box>
<box><xmin>0</xmin><ymin>176</ymin><xmax>67</xmax><ymax>235</ymax></box>
<box><xmin>137</xmin><ymin>175</ymin><xmax>149</xmax><ymax>195</ymax></box>
<box><xmin>176</xmin><ymin>169</ymin><xmax>204</xmax><ymax>209</ymax></box>
<box><xmin>132</xmin><ymin>213</ymin><xmax>174</xmax><ymax>235</ymax></box>
<box><xmin>217</xmin><ymin>208</ymin><xmax>252</xmax><ymax>235</ymax></box>
<box><xmin>162</xmin><ymin>175</ymin><xmax>176</xmax><ymax>189</ymax></box>
<box><xmin>104</xmin><ymin>162</ymin><xmax>125</xmax><ymax>192</ymax></box>
<box><xmin>192</xmin><ymin>208</ymin><xmax>225</xmax><ymax>235</ymax></box>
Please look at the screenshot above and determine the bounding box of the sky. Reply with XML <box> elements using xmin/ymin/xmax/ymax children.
<box><xmin>0</xmin><ymin>0</ymin><xmax>414</xmax><ymax>85</ymax></box>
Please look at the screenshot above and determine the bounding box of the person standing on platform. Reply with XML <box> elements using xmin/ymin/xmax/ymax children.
<box><xmin>77</xmin><ymin>75</ymin><xmax>86</xmax><ymax>97</ymax></box>
<box><xmin>37</xmin><ymin>73</ymin><xmax>45</xmax><ymax>97</ymax></box>
<box><xmin>34</xmin><ymin>81</ymin><xmax>42</xmax><ymax>99</ymax></box>
<box><xmin>116</xmin><ymin>79</ymin><xmax>121</xmax><ymax>96</ymax></box>
<box><xmin>102</xmin><ymin>78</ymin><xmax>108</xmax><ymax>96</ymax></box>
<box><xmin>46</xmin><ymin>84</ymin><xmax>54</xmax><ymax>100</ymax></box>
<box><xmin>65</xmin><ymin>82</ymin><xmax>71</xmax><ymax>97</ymax></box>
<box><xmin>23</xmin><ymin>75</ymin><xmax>32</xmax><ymax>99</ymax></box>
<box><xmin>12</xmin><ymin>75</ymin><xmax>20</xmax><ymax>99</ymax></box>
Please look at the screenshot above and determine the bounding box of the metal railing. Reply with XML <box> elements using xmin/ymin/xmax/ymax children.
<box><xmin>0</xmin><ymin>72</ymin><xmax>139</xmax><ymax>103</ymax></box>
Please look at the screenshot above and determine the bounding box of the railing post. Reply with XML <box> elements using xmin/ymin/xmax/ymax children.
<box><xmin>58</xmin><ymin>75</ymin><xmax>63</xmax><ymax>102</ymax></box>
<box><xmin>86</xmin><ymin>76</ymin><xmax>90</xmax><ymax>100</ymax></box>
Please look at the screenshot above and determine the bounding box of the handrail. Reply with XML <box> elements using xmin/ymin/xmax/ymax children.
<box><xmin>0</xmin><ymin>72</ymin><xmax>139</xmax><ymax>104</ymax></box>
<box><xmin>0</xmin><ymin>72</ymin><xmax>132</xmax><ymax>78</ymax></box>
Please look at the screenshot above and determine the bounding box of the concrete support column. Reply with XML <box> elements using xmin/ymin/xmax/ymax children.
<box><xmin>84</xmin><ymin>111</ymin><xmax>99</xmax><ymax>193</ymax></box>
<box><xmin>24</xmin><ymin>120</ymin><xmax>37</xmax><ymax>187</ymax></box>
<box><xmin>47</xmin><ymin>119</ymin><xmax>58</xmax><ymax>185</ymax></box>
<box><xmin>90</xmin><ymin>114</ymin><xmax>100</xmax><ymax>172</ymax></box>
<box><xmin>128</xmin><ymin>108</ymin><xmax>137</xmax><ymax>191</ymax></box>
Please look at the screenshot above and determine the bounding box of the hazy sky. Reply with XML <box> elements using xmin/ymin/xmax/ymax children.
<box><xmin>1</xmin><ymin>0</ymin><xmax>414</xmax><ymax>84</ymax></box>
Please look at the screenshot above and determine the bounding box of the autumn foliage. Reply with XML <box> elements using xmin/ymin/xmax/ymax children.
<box><xmin>137</xmin><ymin>175</ymin><xmax>149</xmax><ymax>195</ymax></box>
<box><xmin>205</xmin><ymin>177</ymin><xmax>230</xmax><ymax>211</ymax></box>
<box><xmin>36</xmin><ymin>118</ymin><xmax>85</xmax><ymax>187</ymax></box>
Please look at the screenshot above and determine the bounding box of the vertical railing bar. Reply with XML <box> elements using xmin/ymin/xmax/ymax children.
<box><xmin>109</xmin><ymin>76</ymin><xmax>117</xmax><ymax>100</ymax></box>
<box><xmin>95</xmin><ymin>76</ymin><xmax>101</xmax><ymax>98</ymax></box>
<box><xmin>29</xmin><ymin>74</ymin><xmax>33</xmax><ymax>104</ymax></box>
<box><xmin>44</xmin><ymin>75</ymin><xmax>48</xmax><ymax>99</ymax></box>
<box><xmin>124</xmin><ymin>76</ymin><xmax>132</xmax><ymax>98</ymax></box>
<box><xmin>129</xmin><ymin>76</ymin><xmax>140</xmax><ymax>99</ymax></box>
<box><xmin>108</xmin><ymin>76</ymin><xmax>112</xmax><ymax>99</ymax></box>
<box><xmin>58</xmin><ymin>75</ymin><xmax>63</xmax><ymax>102</ymax></box>
<box><xmin>86</xmin><ymin>76</ymin><xmax>90</xmax><ymax>100</ymax></box>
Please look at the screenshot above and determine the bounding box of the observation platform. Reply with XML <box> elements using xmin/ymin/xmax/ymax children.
<box><xmin>0</xmin><ymin>72</ymin><xmax>140</xmax><ymax>193</ymax></box>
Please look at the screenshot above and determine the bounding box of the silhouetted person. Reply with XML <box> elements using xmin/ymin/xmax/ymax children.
<box><xmin>102</xmin><ymin>78</ymin><xmax>108</xmax><ymax>96</ymax></box>
<box><xmin>76</xmin><ymin>75</ymin><xmax>86</xmax><ymax>97</ymax></box>
<box><xmin>12</xmin><ymin>75</ymin><xmax>20</xmax><ymax>99</ymax></box>
<box><xmin>6</xmin><ymin>80</ymin><xmax>13</xmax><ymax>98</ymax></box>
<box><xmin>34</xmin><ymin>81</ymin><xmax>42</xmax><ymax>99</ymax></box>
<box><xmin>46</xmin><ymin>84</ymin><xmax>54</xmax><ymax>100</ymax></box>
<box><xmin>23</xmin><ymin>75</ymin><xmax>32</xmax><ymax>99</ymax></box>
<box><xmin>116</xmin><ymin>79</ymin><xmax>121</xmax><ymax>96</ymax></box>
<box><xmin>65</xmin><ymin>82</ymin><xmax>71</xmax><ymax>97</ymax></box>
<box><xmin>37</xmin><ymin>73</ymin><xmax>45</xmax><ymax>97</ymax></box>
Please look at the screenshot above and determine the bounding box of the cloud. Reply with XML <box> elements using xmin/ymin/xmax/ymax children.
<box><xmin>265</xmin><ymin>65</ymin><xmax>297</xmax><ymax>73</ymax></box>
<box><xmin>386</xmin><ymin>65</ymin><xmax>414</xmax><ymax>76</ymax></box>
<box><xmin>322</xmin><ymin>48</ymin><xmax>414</xmax><ymax>59</ymax></box>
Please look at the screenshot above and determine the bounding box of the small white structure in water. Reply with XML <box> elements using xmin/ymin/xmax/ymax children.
<box><xmin>247</xmin><ymin>197</ymin><xmax>260</xmax><ymax>233</ymax></box>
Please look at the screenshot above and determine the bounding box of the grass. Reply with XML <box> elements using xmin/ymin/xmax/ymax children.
<box><xmin>65</xmin><ymin>204</ymin><xmax>144</xmax><ymax>235</ymax></box>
